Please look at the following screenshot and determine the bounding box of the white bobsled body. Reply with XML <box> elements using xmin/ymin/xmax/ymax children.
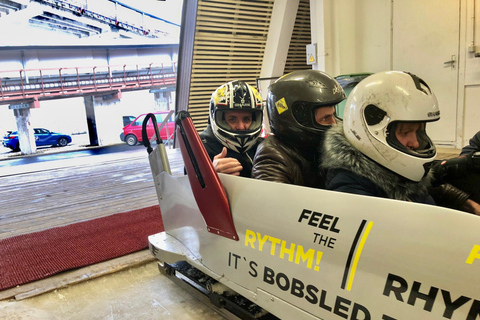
<box><xmin>149</xmin><ymin>167</ymin><xmax>480</xmax><ymax>320</ymax></box>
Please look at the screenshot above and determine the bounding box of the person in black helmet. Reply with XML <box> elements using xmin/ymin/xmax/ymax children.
<box><xmin>252</xmin><ymin>69</ymin><xmax>346</xmax><ymax>187</ymax></box>
<box><xmin>200</xmin><ymin>80</ymin><xmax>264</xmax><ymax>178</ymax></box>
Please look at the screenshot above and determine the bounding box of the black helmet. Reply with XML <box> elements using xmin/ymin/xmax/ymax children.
<box><xmin>267</xmin><ymin>70</ymin><xmax>346</xmax><ymax>153</ymax></box>
<box><xmin>210</xmin><ymin>80</ymin><xmax>263</xmax><ymax>153</ymax></box>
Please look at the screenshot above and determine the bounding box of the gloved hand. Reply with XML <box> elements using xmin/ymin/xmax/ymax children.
<box><xmin>431</xmin><ymin>151</ymin><xmax>480</xmax><ymax>183</ymax></box>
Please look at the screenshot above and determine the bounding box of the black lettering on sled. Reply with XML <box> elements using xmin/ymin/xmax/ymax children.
<box><xmin>263</xmin><ymin>266</ymin><xmax>371</xmax><ymax>319</ymax></box>
<box><xmin>298</xmin><ymin>209</ymin><xmax>340</xmax><ymax>233</ymax></box>
<box><xmin>383</xmin><ymin>273</ymin><xmax>480</xmax><ymax>319</ymax></box>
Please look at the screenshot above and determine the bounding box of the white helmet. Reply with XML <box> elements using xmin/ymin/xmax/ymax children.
<box><xmin>343</xmin><ymin>71</ymin><xmax>440</xmax><ymax>181</ymax></box>
<box><xmin>210</xmin><ymin>80</ymin><xmax>263</xmax><ymax>153</ymax></box>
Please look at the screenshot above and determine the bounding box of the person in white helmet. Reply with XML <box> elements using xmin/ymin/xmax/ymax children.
<box><xmin>200</xmin><ymin>80</ymin><xmax>264</xmax><ymax>177</ymax></box>
<box><xmin>321</xmin><ymin>71</ymin><xmax>439</xmax><ymax>204</ymax></box>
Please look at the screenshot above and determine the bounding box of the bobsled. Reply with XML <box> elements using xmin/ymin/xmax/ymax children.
<box><xmin>145</xmin><ymin>111</ymin><xmax>480</xmax><ymax>320</ymax></box>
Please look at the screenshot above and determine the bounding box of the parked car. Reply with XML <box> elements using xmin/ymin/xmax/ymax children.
<box><xmin>122</xmin><ymin>115</ymin><xmax>136</xmax><ymax>127</ymax></box>
<box><xmin>2</xmin><ymin>128</ymin><xmax>72</xmax><ymax>152</ymax></box>
<box><xmin>119</xmin><ymin>115</ymin><xmax>137</xmax><ymax>142</ymax></box>
<box><xmin>123</xmin><ymin>111</ymin><xmax>175</xmax><ymax>146</ymax></box>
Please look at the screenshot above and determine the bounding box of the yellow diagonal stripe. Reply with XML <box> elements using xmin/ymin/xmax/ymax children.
<box><xmin>346</xmin><ymin>221</ymin><xmax>373</xmax><ymax>291</ymax></box>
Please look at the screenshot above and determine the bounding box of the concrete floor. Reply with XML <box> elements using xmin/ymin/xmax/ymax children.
<box><xmin>0</xmin><ymin>261</ymin><xmax>225</xmax><ymax>320</ymax></box>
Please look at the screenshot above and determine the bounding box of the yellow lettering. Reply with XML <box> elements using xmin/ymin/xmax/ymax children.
<box><xmin>257</xmin><ymin>233</ymin><xmax>269</xmax><ymax>252</ymax></box>
<box><xmin>269</xmin><ymin>236</ymin><xmax>281</xmax><ymax>256</ymax></box>
<box><xmin>244</xmin><ymin>229</ymin><xmax>323</xmax><ymax>272</ymax></box>
<box><xmin>295</xmin><ymin>245</ymin><xmax>315</xmax><ymax>269</ymax></box>
<box><xmin>280</xmin><ymin>240</ymin><xmax>296</xmax><ymax>262</ymax></box>
<box><xmin>244</xmin><ymin>229</ymin><xmax>256</xmax><ymax>249</ymax></box>
<box><xmin>466</xmin><ymin>245</ymin><xmax>480</xmax><ymax>264</ymax></box>
<box><xmin>314</xmin><ymin>251</ymin><xmax>323</xmax><ymax>271</ymax></box>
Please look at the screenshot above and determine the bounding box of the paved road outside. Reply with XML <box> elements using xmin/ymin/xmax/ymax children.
<box><xmin>0</xmin><ymin>142</ymin><xmax>155</xmax><ymax>177</ymax></box>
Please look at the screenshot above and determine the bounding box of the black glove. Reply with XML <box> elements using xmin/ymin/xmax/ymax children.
<box><xmin>432</xmin><ymin>151</ymin><xmax>480</xmax><ymax>183</ymax></box>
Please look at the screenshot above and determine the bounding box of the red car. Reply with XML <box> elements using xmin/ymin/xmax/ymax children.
<box><xmin>123</xmin><ymin>111</ymin><xmax>175</xmax><ymax>146</ymax></box>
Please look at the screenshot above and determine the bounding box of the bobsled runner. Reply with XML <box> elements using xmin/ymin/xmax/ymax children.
<box><xmin>145</xmin><ymin>111</ymin><xmax>480</xmax><ymax>320</ymax></box>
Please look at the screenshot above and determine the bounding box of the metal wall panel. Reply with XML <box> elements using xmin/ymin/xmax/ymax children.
<box><xmin>284</xmin><ymin>0</ymin><xmax>311</xmax><ymax>74</ymax></box>
<box><xmin>188</xmin><ymin>0</ymin><xmax>274</xmax><ymax>131</ymax></box>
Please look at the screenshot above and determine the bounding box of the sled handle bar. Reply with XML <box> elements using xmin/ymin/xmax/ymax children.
<box><xmin>142</xmin><ymin>113</ymin><xmax>163</xmax><ymax>154</ymax></box>
<box><xmin>142</xmin><ymin>112</ymin><xmax>172</xmax><ymax>175</ymax></box>
<box><xmin>142</xmin><ymin>111</ymin><xmax>174</xmax><ymax>153</ymax></box>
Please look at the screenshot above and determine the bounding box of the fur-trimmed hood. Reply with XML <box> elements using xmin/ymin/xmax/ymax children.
<box><xmin>321</xmin><ymin>124</ymin><xmax>432</xmax><ymax>201</ymax></box>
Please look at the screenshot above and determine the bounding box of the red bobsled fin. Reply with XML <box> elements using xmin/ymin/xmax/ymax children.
<box><xmin>175</xmin><ymin>111</ymin><xmax>239</xmax><ymax>241</ymax></box>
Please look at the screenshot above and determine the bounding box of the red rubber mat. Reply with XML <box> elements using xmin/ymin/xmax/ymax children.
<box><xmin>0</xmin><ymin>205</ymin><xmax>163</xmax><ymax>291</ymax></box>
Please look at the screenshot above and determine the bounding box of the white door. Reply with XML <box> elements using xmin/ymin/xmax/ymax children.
<box><xmin>392</xmin><ymin>0</ymin><xmax>460</xmax><ymax>145</ymax></box>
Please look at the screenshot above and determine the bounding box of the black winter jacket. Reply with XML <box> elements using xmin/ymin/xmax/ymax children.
<box><xmin>199</xmin><ymin>125</ymin><xmax>261</xmax><ymax>178</ymax></box>
<box><xmin>461</xmin><ymin>131</ymin><xmax>480</xmax><ymax>156</ymax></box>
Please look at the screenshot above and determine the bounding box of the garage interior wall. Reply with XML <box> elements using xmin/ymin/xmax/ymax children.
<box><xmin>186</xmin><ymin>0</ymin><xmax>274</xmax><ymax>131</ymax></box>
<box><xmin>284</xmin><ymin>0</ymin><xmax>311</xmax><ymax>74</ymax></box>
<box><xmin>320</xmin><ymin>0</ymin><xmax>392</xmax><ymax>77</ymax></box>
<box><xmin>311</xmin><ymin>0</ymin><xmax>478</xmax><ymax>148</ymax></box>
<box><xmin>184</xmin><ymin>0</ymin><xmax>312</xmax><ymax>132</ymax></box>
<box><xmin>181</xmin><ymin>0</ymin><xmax>477</xmax><ymax>145</ymax></box>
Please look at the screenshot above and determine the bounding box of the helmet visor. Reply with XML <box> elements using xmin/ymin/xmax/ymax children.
<box><xmin>215</xmin><ymin>109</ymin><xmax>263</xmax><ymax>133</ymax></box>
<box><xmin>292</xmin><ymin>102</ymin><xmax>338</xmax><ymax>130</ymax></box>
<box><xmin>387</xmin><ymin>122</ymin><xmax>436</xmax><ymax>158</ymax></box>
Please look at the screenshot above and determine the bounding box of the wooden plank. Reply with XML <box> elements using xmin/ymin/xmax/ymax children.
<box><xmin>199</xmin><ymin>0</ymin><xmax>274</xmax><ymax>9</ymax></box>
<box><xmin>0</xmin><ymin>148</ymin><xmax>184</xmax><ymax>240</ymax></box>
<box><xmin>195</xmin><ymin>33</ymin><xmax>268</xmax><ymax>42</ymax></box>
<box><xmin>192</xmin><ymin>55</ymin><xmax>265</xmax><ymax>61</ymax></box>
<box><xmin>198</xmin><ymin>8</ymin><xmax>273</xmax><ymax>18</ymax></box>
<box><xmin>191</xmin><ymin>63</ymin><xmax>263</xmax><ymax>68</ymax></box>
<box><xmin>189</xmin><ymin>77</ymin><xmax>261</xmax><ymax>83</ymax></box>
<box><xmin>199</xmin><ymin>1</ymin><xmax>273</xmax><ymax>11</ymax></box>
<box><xmin>196</xmin><ymin>16</ymin><xmax>271</xmax><ymax>28</ymax></box>
<box><xmin>191</xmin><ymin>73</ymin><xmax>260</xmax><ymax>78</ymax></box>
<box><xmin>193</xmin><ymin>47</ymin><xmax>267</xmax><ymax>55</ymax></box>
<box><xmin>188</xmin><ymin>0</ymin><xmax>273</xmax><ymax>127</ymax></box>
<box><xmin>284</xmin><ymin>0</ymin><xmax>311</xmax><ymax>74</ymax></box>
<box><xmin>195</xmin><ymin>44</ymin><xmax>267</xmax><ymax>50</ymax></box>
<box><xmin>194</xmin><ymin>26</ymin><xmax>269</xmax><ymax>35</ymax></box>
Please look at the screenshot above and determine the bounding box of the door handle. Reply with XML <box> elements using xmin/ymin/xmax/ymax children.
<box><xmin>444</xmin><ymin>55</ymin><xmax>456</xmax><ymax>69</ymax></box>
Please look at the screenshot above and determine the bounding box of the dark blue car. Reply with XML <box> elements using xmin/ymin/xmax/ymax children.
<box><xmin>2</xmin><ymin>128</ymin><xmax>72</xmax><ymax>152</ymax></box>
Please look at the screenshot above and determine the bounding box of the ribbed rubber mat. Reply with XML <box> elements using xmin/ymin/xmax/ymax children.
<box><xmin>0</xmin><ymin>205</ymin><xmax>163</xmax><ymax>291</ymax></box>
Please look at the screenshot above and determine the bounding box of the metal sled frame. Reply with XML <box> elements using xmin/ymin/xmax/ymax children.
<box><xmin>146</xmin><ymin>112</ymin><xmax>480</xmax><ymax>320</ymax></box>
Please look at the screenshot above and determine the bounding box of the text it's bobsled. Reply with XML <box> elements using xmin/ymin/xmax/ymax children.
<box><xmin>147</xmin><ymin>111</ymin><xmax>480</xmax><ymax>320</ymax></box>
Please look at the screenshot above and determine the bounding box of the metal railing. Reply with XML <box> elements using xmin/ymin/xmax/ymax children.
<box><xmin>0</xmin><ymin>62</ymin><xmax>177</xmax><ymax>103</ymax></box>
